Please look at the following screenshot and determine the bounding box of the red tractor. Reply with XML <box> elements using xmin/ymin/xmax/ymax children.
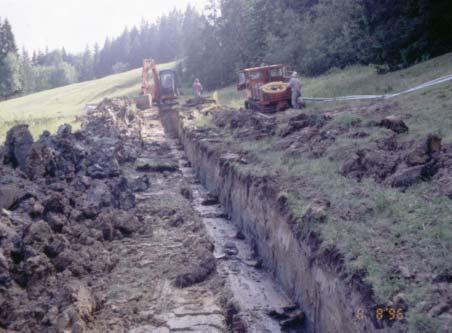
<box><xmin>237</xmin><ymin>64</ymin><xmax>293</xmax><ymax>112</ymax></box>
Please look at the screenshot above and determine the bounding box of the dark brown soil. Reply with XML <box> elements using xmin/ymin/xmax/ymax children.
<box><xmin>0</xmin><ymin>98</ymin><xmax>227</xmax><ymax>332</ymax></box>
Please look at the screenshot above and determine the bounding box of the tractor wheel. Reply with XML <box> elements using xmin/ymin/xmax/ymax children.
<box><xmin>261</xmin><ymin>81</ymin><xmax>289</xmax><ymax>95</ymax></box>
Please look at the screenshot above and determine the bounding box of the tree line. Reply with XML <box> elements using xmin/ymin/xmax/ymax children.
<box><xmin>1</xmin><ymin>0</ymin><xmax>451</xmax><ymax>98</ymax></box>
<box><xmin>184</xmin><ymin>0</ymin><xmax>452</xmax><ymax>89</ymax></box>
<box><xmin>18</xmin><ymin>9</ymin><xmax>184</xmax><ymax>96</ymax></box>
<box><xmin>0</xmin><ymin>10</ymin><xmax>185</xmax><ymax>99</ymax></box>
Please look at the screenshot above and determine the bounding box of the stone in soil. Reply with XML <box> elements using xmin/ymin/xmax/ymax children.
<box><xmin>174</xmin><ymin>255</ymin><xmax>216</xmax><ymax>288</ymax></box>
<box><xmin>3</xmin><ymin>124</ymin><xmax>34</xmax><ymax>171</ymax></box>
<box><xmin>223</xmin><ymin>241</ymin><xmax>239</xmax><ymax>256</ymax></box>
<box><xmin>201</xmin><ymin>194</ymin><xmax>219</xmax><ymax>206</ymax></box>
<box><xmin>135</xmin><ymin>157</ymin><xmax>178</xmax><ymax>172</ymax></box>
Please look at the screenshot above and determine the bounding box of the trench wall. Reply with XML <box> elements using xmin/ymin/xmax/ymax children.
<box><xmin>161</xmin><ymin>108</ymin><xmax>401</xmax><ymax>333</ymax></box>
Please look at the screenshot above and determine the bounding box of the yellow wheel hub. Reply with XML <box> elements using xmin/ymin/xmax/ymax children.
<box><xmin>261</xmin><ymin>81</ymin><xmax>288</xmax><ymax>94</ymax></box>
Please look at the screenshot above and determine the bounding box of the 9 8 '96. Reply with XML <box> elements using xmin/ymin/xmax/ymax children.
<box><xmin>355</xmin><ymin>307</ymin><xmax>404</xmax><ymax>321</ymax></box>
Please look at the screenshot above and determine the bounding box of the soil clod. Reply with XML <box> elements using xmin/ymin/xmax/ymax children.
<box><xmin>379</xmin><ymin>115</ymin><xmax>409</xmax><ymax>133</ymax></box>
<box><xmin>201</xmin><ymin>194</ymin><xmax>219</xmax><ymax>206</ymax></box>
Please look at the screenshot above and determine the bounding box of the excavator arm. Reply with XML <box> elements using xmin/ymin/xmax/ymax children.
<box><xmin>141</xmin><ymin>58</ymin><xmax>178</xmax><ymax>107</ymax></box>
<box><xmin>142</xmin><ymin>59</ymin><xmax>160</xmax><ymax>101</ymax></box>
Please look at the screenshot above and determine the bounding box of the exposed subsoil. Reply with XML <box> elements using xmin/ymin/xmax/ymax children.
<box><xmin>211</xmin><ymin>104</ymin><xmax>452</xmax><ymax>197</ymax></box>
<box><xmin>0</xmin><ymin>99</ymin><xmax>226</xmax><ymax>332</ymax></box>
<box><xmin>0</xmin><ymin>98</ymin><xmax>303</xmax><ymax>332</ymax></box>
<box><xmin>166</xmin><ymin>137</ymin><xmax>303</xmax><ymax>333</ymax></box>
<box><xmin>178</xmin><ymin>101</ymin><xmax>452</xmax><ymax>332</ymax></box>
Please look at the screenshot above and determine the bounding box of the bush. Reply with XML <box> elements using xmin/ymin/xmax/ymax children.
<box><xmin>32</xmin><ymin>62</ymin><xmax>77</xmax><ymax>92</ymax></box>
<box><xmin>112</xmin><ymin>62</ymin><xmax>129</xmax><ymax>74</ymax></box>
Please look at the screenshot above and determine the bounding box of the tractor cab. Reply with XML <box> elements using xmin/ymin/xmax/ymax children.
<box><xmin>238</xmin><ymin>64</ymin><xmax>293</xmax><ymax>112</ymax></box>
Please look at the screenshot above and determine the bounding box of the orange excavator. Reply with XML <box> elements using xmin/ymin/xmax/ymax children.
<box><xmin>141</xmin><ymin>59</ymin><xmax>178</xmax><ymax>107</ymax></box>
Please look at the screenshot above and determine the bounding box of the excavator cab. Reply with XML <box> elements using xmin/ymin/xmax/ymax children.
<box><xmin>158</xmin><ymin>69</ymin><xmax>178</xmax><ymax>102</ymax></box>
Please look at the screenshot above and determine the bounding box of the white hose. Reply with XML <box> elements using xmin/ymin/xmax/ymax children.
<box><xmin>303</xmin><ymin>74</ymin><xmax>452</xmax><ymax>102</ymax></box>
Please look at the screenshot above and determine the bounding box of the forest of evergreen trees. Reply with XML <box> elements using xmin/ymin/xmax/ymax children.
<box><xmin>1</xmin><ymin>0</ymin><xmax>451</xmax><ymax>98</ymax></box>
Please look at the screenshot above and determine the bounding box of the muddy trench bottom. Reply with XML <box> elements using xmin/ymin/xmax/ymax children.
<box><xmin>160</xmin><ymin>108</ymin><xmax>305</xmax><ymax>333</ymax></box>
<box><xmin>86</xmin><ymin>107</ymin><xmax>302</xmax><ymax>333</ymax></box>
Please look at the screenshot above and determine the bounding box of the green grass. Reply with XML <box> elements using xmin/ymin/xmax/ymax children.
<box><xmin>215</xmin><ymin>54</ymin><xmax>452</xmax><ymax>143</ymax></box>
<box><xmin>193</xmin><ymin>53</ymin><xmax>452</xmax><ymax>332</ymax></box>
<box><xmin>215</xmin><ymin>53</ymin><xmax>452</xmax><ymax>128</ymax></box>
<box><xmin>213</xmin><ymin>85</ymin><xmax>245</xmax><ymax>109</ymax></box>
<box><xmin>216</xmin><ymin>130</ymin><xmax>451</xmax><ymax>332</ymax></box>
<box><xmin>0</xmin><ymin>61</ymin><xmax>177</xmax><ymax>142</ymax></box>
<box><xmin>301</xmin><ymin>53</ymin><xmax>452</xmax><ymax>97</ymax></box>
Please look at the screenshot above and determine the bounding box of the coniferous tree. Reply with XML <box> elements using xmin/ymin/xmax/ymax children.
<box><xmin>93</xmin><ymin>43</ymin><xmax>101</xmax><ymax>78</ymax></box>
<box><xmin>0</xmin><ymin>18</ymin><xmax>21</xmax><ymax>98</ymax></box>
<box><xmin>80</xmin><ymin>46</ymin><xmax>94</xmax><ymax>81</ymax></box>
<box><xmin>20</xmin><ymin>48</ymin><xmax>34</xmax><ymax>93</ymax></box>
<box><xmin>0</xmin><ymin>18</ymin><xmax>17</xmax><ymax>56</ymax></box>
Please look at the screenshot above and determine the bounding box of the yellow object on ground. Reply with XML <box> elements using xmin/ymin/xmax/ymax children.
<box><xmin>261</xmin><ymin>81</ymin><xmax>288</xmax><ymax>94</ymax></box>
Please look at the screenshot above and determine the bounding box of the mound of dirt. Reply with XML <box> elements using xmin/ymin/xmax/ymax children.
<box><xmin>278</xmin><ymin>113</ymin><xmax>328</xmax><ymax>138</ymax></box>
<box><xmin>0</xmin><ymin>98</ymin><xmax>147</xmax><ymax>331</ymax></box>
<box><xmin>213</xmin><ymin>109</ymin><xmax>277</xmax><ymax>139</ymax></box>
<box><xmin>342</xmin><ymin>134</ymin><xmax>452</xmax><ymax>193</ymax></box>
<box><xmin>3</xmin><ymin>124</ymin><xmax>34</xmax><ymax>171</ymax></box>
<box><xmin>379</xmin><ymin>115</ymin><xmax>409</xmax><ymax>134</ymax></box>
<box><xmin>184</xmin><ymin>96</ymin><xmax>216</xmax><ymax>107</ymax></box>
<box><xmin>268</xmin><ymin>113</ymin><xmax>333</xmax><ymax>159</ymax></box>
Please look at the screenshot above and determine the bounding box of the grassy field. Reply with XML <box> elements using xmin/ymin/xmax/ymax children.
<box><xmin>215</xmin><ymin>53</ymin><xmax>452</xmax><ymax>141</ymax></box>
<box><xmin>195</xmin><ymin>53</ymin><xmax>452</xmax><ymax>332</ymax></box>
<box><xmin>0</xmin><ymin>62</ymin><xmax>176</xmax><ymax>142</ymax></box>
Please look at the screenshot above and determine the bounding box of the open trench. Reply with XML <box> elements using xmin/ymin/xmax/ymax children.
<box><xmin>85</xmin><ymin>106</ymin><xmax>302</xmax><ymax>333</ymax></box>
<box><xmin>158</xmin><ymin>106</ymin><xmax>307</xmax><ymax>332</ymax></box>
<box><xmin>2</xmin><ymin>98</ymin><xmax>412</xmax><ymax>332</ymax></box>
<box><xmin>84</xmin><ymin>108</ymin><xmax>227</xmax><ymax>332</ymax></box>
<box><xmin>166</xmin><ymin>138</ymin><xmax>301</xmax><ymax>333</ymax></box>
<box><xmin>157</xmin><ymin>105</ymin><xmax>404</xmax><ymax>333</ymax></box>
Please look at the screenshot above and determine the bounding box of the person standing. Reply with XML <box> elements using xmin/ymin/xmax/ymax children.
<box><xmin>287</xmin><ymin>72</ymin><xmax>304</xmax><ymax>109</ymax></box>
<box><xmin>192</xmin><ymin>78</ymin><xmax>203</xmax><ymax>98</ymax></box>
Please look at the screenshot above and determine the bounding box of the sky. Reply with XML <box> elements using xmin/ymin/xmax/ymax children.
<box><xmin>1</xmin><ymin>0</ymin><xmax>207</xmax><ymax>53</ymax></box>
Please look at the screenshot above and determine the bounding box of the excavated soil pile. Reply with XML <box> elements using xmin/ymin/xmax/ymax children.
<box><xmin>177</xmin><ymin>102</ymin><xmax>452</xmax><ymax>332</ymax></box>
<box><xmin>184</xmin><ymin>97</ymin><xmax>216</xmax><ymax>108</ymax></box>
<box><xmin>213</xmin><ymin>108</ymin><xmax>277</xmax><ymax>140</ymax></box>
<box><xmin>0</xmin><ymin>98</ymin><xmax>222</xmax><ymax>332</ymax></box>
<box><xmin>342</xmin><ymin>134</ymin><xmax>452</xmax><ymax>195</ymax></box>
<box><xmin>212</xmin><ymin>108</ymin><xmax>335</xmax><ymax>159</ymax></box>
<box><xmin>0</xmin><ymin>98</ymin><xmax>145</xmax><ymax>331</ymax></box>
<box><xmin>212</xmin><ymin>107</ymin><xmax>452</xmax><ymax>197</ymax></box>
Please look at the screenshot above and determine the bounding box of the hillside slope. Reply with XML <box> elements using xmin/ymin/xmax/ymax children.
<box><xmin>193</xmin><ymin>53</ymin><xmax>452</xmax><ymax>332</ymax></box>
<box><xmin>0</xmin><ymin>62</ymin><xmax>176</xmax><ymax>142</ymax></box>
<box><xmin>215</xmin><ymin>53</ymin><xmax>452</xmax><ymax>140</ymax></box>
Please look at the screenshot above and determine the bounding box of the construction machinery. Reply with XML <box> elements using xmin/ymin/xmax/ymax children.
<box><xmin>237</xmin><ymin>64</ymin><xmax>293</xmax><ymax>112</ymax></box>
<box><xmin>139</xmin><ymin>59</ymin><xmax>178</xmax><ymax>108</ymax></box>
